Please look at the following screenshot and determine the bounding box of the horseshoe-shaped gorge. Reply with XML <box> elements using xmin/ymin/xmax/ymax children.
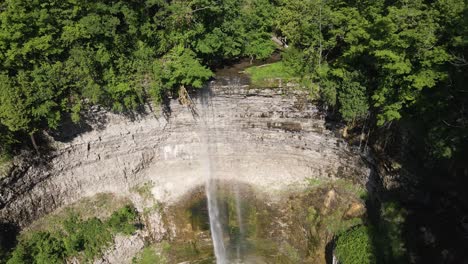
<box><xmin>0</xmin><ymin>1</ymin><xmax>466</xmax><ymax>263</ymax></box>
<box><xmin>1</xmin><ymin>70</ymin><xmax>371</xmax><ymax>263</ymax></box>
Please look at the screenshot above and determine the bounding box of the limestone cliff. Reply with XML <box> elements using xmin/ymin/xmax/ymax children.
<box><xmin>0</xmin><ymin>77</ymin><xmax>370</xmax><ymax>228</ymax></box>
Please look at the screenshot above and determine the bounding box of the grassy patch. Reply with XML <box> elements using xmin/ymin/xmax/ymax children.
<box><xmin>306</xmin><ymin>177</ymin><xmax>327</xmax><ymax>188</ymax></box>
<box><xmin>323</xmin><ymin>209</ymin><xmax>363</xmax><ymax>235</ymax></box>
<box><xmin>333</xmin><ymin>179</ymin><xmax>368</xmax><ymax>199</ymax></box>
<box><xmin>244</xmin><ymin>61</ymin><xmax>299</xmax><ymax>87</ymax></box>
<box><xmin>143</xmin><ymin>203</ymin><xmax>161</xmax><ymax>218</ymax></box>
<box><xmin>133</xmin><ymin>246</ymin><xmax>167</xmax><ymax>264</ymax></box>
<box><xmin>306</xmin><ymin>178</ymin><xmax>367</xmax><ymax>199</ymax></box>
<box><xmin>0</xmin><ymin>153</ymin><xmax>12</xmax><ymax>178</ymax></box>
<box><xmin>26</xmin><ymin>193</ymin><xmax>132</xmax><ymax>233</ymax></box>
<box><xmin>131</xmin><ymin>181</ymin><xmax>155</xmax><ymax>200</ymax></box>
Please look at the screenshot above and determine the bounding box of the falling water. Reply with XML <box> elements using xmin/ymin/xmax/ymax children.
<box><xmin>197</xmin><ymin>71</ymin><xmax>252</xmax><ymax>263</ymax></box>
<box><xmin>205</xmin><ymin>179</ymin><xmax>227</xmax><ymax>263</ymax></box>
<box><xmin>199</xmin><ymin>86</ymin><xmax>227</xmax><ymax>264</ymax></box>
<box><xmin>332</xmin><ymin>254</ymin><xmax>339</xmax><ymax>264</ymax></box>
<box><xmin>234</xmin><ymin>183</ymin><xmax>245</xmax><ymax>261</ymax></box>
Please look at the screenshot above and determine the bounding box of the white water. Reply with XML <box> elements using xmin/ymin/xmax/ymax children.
<box><xmin>333</xmin><ymin>254</ymin><xmax>339</xmax><ymax>264</ymax></box>
<box><xmin>205</xmin><ymin>178</ymin><xmax>227</xmax><ymax>263</ymax></box>
<box><xmin>234</xmin><ymin>183</ymin><xmax>245</xmax><ymax>260</ymax></box>
<box><xmin>199</xmin><ymin>87</ymin><xmax>227</xmax><ymax>264</ymax></box>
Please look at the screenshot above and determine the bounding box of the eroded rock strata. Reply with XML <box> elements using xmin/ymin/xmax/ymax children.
<box><xmin>0</xmin><ymin>78</ymin><xmax>370</xmax><ymax>228</ymax></box>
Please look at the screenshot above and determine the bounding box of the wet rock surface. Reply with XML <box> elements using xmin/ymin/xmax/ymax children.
<box><xmin>150</xmin><ymin>182</ymin><xmax>366</xmax><ymax>263</ymax></box>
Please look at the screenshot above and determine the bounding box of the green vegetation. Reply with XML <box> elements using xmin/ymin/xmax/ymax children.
<box><xmin>245</xmin><ymin>61</ymin><xmax>299</xmax><ymax>87</ymax></box>
<box><xmin>133</xmin><ymin>246</ymin><xmax>167</xmax><ymax>264</ymax></box>
<box><xmin>0</xmin><ymin>152</ymin><xmax>12</xmax><ymax>178</ymax></box>
<box><xmin>304</xmin><ymin>200</ymin><xmax>363</xmax><ymax>257</ymax></box>
<box><xmin>370</xmin><ymin>202</ymin><xmax>407</xmax><ymax>263</ymax></box>
<box><xmin>0</xmin><ymin>0</ymin><xmax>464</xmax><ymax>162</ymax></box>
<box><xmin>274</xmin><ymin>1</ymin><xmax>466</xmax><ymax>262</ymax></box>
<box><xmin>131</xmin><ymin>182</ymin><xmax>155</xmax><ymax>201</ymax></box>
<box><xmin>0</xmin><ymin>0</ymin><xmax>466</xmax><ymax>262</ymax></box>
<box><xmin>335</xmin><ymin>225</ymin><xmax>376</xmax><ymax>264</ymax></box>
<box><xmin>6</xmin><ymin>205</ymin><xmax>138</xmax><ymax>263</ymax></box>
<box><xmin>106</xmin><ymin>206</ymin><xmax>139</xmax><ymax>235</ymax></box>
<box><xmin>276</xmin><ymin>0</ymin><xmax>467</xmax><ymax>160</ymax></box>
<box><xmin>307</xmin><ymin>178</ymin><xmax>367</xmax><ymax>199</ymax></box>
<box><xmin>27</xmin><ymin>193</ymin><xmax>132</xmax><ymax>232</ymax></box>
<box><xmin>334</xmin><ymin>202</ymin><xmax>406</xmax><ymax>264</ymax></box>
<box><xmin>0</xmin><ymin>0</ymin><xmax>277</xmax><ymax>155</ymax></box>
<box><xmin>333</xmin><ymin>179</ymin><xmax>368</xmax><ymax>199</ymax></box>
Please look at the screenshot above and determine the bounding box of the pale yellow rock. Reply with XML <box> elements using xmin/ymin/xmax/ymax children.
<box><xmin>323</xmin><ymin>189</ymin><xmax>337</xmax><ymax>209</ymax></box>
<box><xmin>344</xmin><ymin>202</ymin><xmax>366</xmax><ymax>219</ymax></box>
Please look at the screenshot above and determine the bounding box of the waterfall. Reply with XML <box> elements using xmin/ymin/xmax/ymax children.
<box><xmin>234</xmin><ymin>183</ymin><xmax>245</xmax><ymax>261</ymax></box>
<box><xmin>206</xmin><ymin>179</ymin><xmax>227</xmax><ymax>263</ymax></box>
<box><xmin>198</xmin><ymin>77</ymin><xmax>249</xmax><ymax>263</ymax></box>
<box><xmin>332</xmin><ymin>254</ymin><xmax>340</xmax><ymax>264</ymax></box>
<box><xmin>199</xmin><ymin>86</ymin><xmax>227</xmax><ymax>264</ymax></box>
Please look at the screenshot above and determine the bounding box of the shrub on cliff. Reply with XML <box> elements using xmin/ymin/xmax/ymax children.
<box><xmin>107</xmin><ymin>205</ymin><xmax>138</xmax><ymax>235</ymax></box>
<box><xmin>6</xmin><ymin>205</ymin><xmax>138</xmax><ymax>263</ymax></box>
<box><xmin>335</xmin><ymin>225</ymin><xmax>376</xmax><ymax>264</ymax></box>
<box><xmin>132</xmin><ymin>246</ymin><xmax>167</xmax><ymax>264</ymax></box>
<box><xmin>62</xmin><ymin>216</ymin><xmax>113</xmax><ymax>261</ymax></box>
<box><xmin>7</xmin><ymin>232</ymin><xmax>65</xmax><ymax>264</ymax></box>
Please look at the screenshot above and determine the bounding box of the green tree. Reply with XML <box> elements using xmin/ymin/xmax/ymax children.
<box><xmin>63</xmin><ymin>215</ymin><xmax>113</xmax><ymax>260</ymax></box>
<box><xmin>338</xmin><ymin>80</ymin><xmax>369</xmax><ymax>124</ymax></box>
<box><xmin>157</xmin><ymin>45</ymin><xmax>213</xmax><ymax>91</ymax></box>
<box><xmin>107</xmin><ymin>205</ymin><xmax>138</xmax><ymax>235</ymax></box>
<box><xmin>276</xmin><ymin>0</ymin><xmax>334</xmax><ymax>68</ymax></box>
<box><xmin>0</xmin><ymin>74</ymin><xmax>30</xmax><ymax>135</ymax></box>
<box><xmin>7</xmin><ymin>232</ymin><xmax>65</xmax><ymax>264</ymax></box>
<box><xmin>369</xmin><ymin>1</ymin><xmax>450</xmax><ymax>125</ymax></box>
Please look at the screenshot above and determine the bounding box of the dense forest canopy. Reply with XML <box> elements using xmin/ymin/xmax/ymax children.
<box><xmin>0</xmin><ymin>0</ymin><xmax>466</xmax><ymax>162</ymax></box>
<box><xmin>0</xmin><ymin>0</ymin><xmax>276</xmax><ymax>153</ymax></box>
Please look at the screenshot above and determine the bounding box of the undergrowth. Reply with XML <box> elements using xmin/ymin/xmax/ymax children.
<box><xmin>133</xmin><ymin>246</ymin><xmax>167</xmax><ymax>264</ymax></box>
<box><xmin>335</xmin><ymin>225</ymin><xmax>376</xmax><ymax>264</ymax></box>
<box><xmin>131</xmin><ymin>181</ymin><xmax>155</xmax><ymax>201</ymax></box>
<box><xmin>0</xmin><ymin>152</ymin><xmax>12</xmax><ymax>178</ymax></box>
<box><xmin>5</xmin><ymin>205</ymin><xmax>139</xmax><ymax>264</ymax></box>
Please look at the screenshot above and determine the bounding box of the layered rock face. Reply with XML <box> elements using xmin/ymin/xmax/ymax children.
<box><xmin>0</xmin><ymin>75</ymin><xmax>370</xmax><ymax>227</ymax></box>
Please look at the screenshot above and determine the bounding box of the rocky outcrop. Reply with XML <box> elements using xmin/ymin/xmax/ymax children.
<box><xmin>0</xmin><ymin>76</ymin><xmax>370</xmax><ymax>228</ymax></box>
<box><xmin>94</xmin><ymin>234</ymin><xmax>145</xmax><ymax>264</ymax></box>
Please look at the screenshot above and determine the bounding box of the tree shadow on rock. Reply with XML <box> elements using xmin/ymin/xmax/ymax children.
<box><xmin>48</xmin><ymin>101</ymin><xmax>165</xmax><ymax>144</ymax></box>
<box><xmin>48</xmin><ymin>108</ymin><xmax>108</xmax><ymax>143</ymax></box>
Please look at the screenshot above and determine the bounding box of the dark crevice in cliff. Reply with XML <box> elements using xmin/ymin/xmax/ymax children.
<box><xmin>0</xmin><ymin>222</ymin><xmax>19</xmax><ymax>258</ymax></box>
